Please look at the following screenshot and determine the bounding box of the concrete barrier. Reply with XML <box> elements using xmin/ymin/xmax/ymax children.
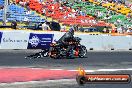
<box><xmin>75</xmin><ymin>34</ymin><xmax>132</xmax><ymax>51</ymax></box>
<box><xmin>0</xmin><ymin>30</ymin><xmax>132</xmax><ymax>51</ymax></box>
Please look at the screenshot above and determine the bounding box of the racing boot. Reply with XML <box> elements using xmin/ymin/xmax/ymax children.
<box><xmin>67</xmin><ymin>49</ymin><xmax>74</xmax><ymax>59</ymax></box>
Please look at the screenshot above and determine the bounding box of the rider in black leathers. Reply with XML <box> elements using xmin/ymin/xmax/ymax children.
<box><xmin>57</xmin><ymin>27</ymin><xmax>75</xmax><ymax>56</ymax></box>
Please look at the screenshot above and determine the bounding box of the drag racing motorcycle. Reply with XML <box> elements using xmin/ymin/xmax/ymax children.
<box><xmin>48</xmin><ymin>37</ymin><xmax>87</xmax><ymax>59</ymax></box>
<box><xmin>25</xmin><ymin>37</ymin><xmax>87</xmax><ymax>59</ymax></box>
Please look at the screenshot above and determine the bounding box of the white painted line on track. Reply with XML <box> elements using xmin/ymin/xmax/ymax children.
<box><xmin>70</xmin><ymin>70</ymin><xmax>95</xmax><ymax>72</ymax></box>
<box><xmin>69</xmin><ymin>68</ymin><xmax>132</xmax><ymax>72</ymax></box>
<box><xmin>0</xmin><ymin>67</ymin><xmax>132</xmax><ymax>72</ymax></box>
<box><xmin>50</xmin><ymin>69</ymin><xmax>66</xmax><ymax>70</ymax></box>
<box><xmin>96</xmin><ymin>68</ymin><xmax>132</xmax><ymax>72</ymax></box>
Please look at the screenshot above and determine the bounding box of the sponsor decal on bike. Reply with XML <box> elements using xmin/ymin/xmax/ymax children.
<box><xmin>28</xmin><ymin>33</ymin><xmax>54</xmax><ymax>49</ymax></box>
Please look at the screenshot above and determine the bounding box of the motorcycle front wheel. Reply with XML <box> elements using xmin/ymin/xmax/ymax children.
<box><xmin>79</xmin><ymin>45</ymin><xmax>87</xmax><ymax>58</ymax></box>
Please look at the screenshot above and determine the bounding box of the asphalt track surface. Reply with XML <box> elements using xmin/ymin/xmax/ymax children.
<box><xmin>0</xmin><ymin>50</ymin><xmax>132</xmax><ymax>88</ymax></box>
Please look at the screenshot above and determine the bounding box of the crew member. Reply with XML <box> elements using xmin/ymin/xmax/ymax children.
<box><xmin>11</xmin><ymin>20</ymin><xmax>17</xmax><ymax>29</ymax></box>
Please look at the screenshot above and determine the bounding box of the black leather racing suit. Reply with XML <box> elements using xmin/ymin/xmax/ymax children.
<box><xmin>57</xmin><ymin>31</ymin><xmax>74</xmax><ymax>56</ymax></box>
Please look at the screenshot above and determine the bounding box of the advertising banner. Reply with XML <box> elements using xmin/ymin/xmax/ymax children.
<box><xmin>0</xmin><ymin>32</ymin><xmax>2</xmax><ymax>44</ymax></box>
<box><xmin>0</xmin><ymin>31</ymin><xmax>30</xmax><ymax>49</ymax></box>
<box><xmin>0</xmin><ymin>32</ymin><xmax>2</xmax><ymax>49</ymax></box>
<box><xmin>28</xmin><ymin>33</ymin><xmax>54</xmax><ymax>49</ymax></box>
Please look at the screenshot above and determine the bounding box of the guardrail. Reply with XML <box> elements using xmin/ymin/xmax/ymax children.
<box><xmin>0</xmin><ymin>30</ymin><xmax>132</xmax><ymax>51</ymax></box>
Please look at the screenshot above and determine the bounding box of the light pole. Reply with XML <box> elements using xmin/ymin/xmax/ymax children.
<box><xmin>3</xmin><ymin>0</ymin><xmax>8</xmax><ymax>26</ymax></box>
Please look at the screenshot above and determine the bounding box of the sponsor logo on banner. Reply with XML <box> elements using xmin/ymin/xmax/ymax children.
<box><xmin>29</xmin><ymin>35</ymin><xmax>40</xmax><ymax>47</ymax></box>
<box><xmin>1</xmin><ymin>32</ymin><xmax>30</xmax><ymax>49</ymax></box>
<box><xmin>3</xmin><ymin>38</ymin><xmax>28</xmax><ymax>43</ymax></box>
<box><xmin>28</xmin><ymin>33</ymin><xmax>54</xmax><ymax>49</ymax></box>
<box><xmin>0</xmin><ymin>32</ymin><xmax>2</xmax><ymax>44</ymax></box>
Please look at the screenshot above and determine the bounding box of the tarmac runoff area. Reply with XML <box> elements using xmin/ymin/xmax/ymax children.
<box><xmin>0</xmin><ymin>50</ymin><xmax>132</xmax><ymax>88</ymax></box>
<box><xmin>0</xmin><ymin>77</ymin><xmax>132</xmax><ymax>88</ymax></box>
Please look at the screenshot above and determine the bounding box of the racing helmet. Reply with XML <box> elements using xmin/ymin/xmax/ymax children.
<box><xmin>69</xmin><ymin>26</ymin><xmax>74</xmax><ymax>35</ymax></box>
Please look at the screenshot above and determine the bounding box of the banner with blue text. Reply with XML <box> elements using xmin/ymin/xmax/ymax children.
<box><xmin>28</xmin><ymin>33</ymin><xmax>54</xmax><ymax>49</ymax></box>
